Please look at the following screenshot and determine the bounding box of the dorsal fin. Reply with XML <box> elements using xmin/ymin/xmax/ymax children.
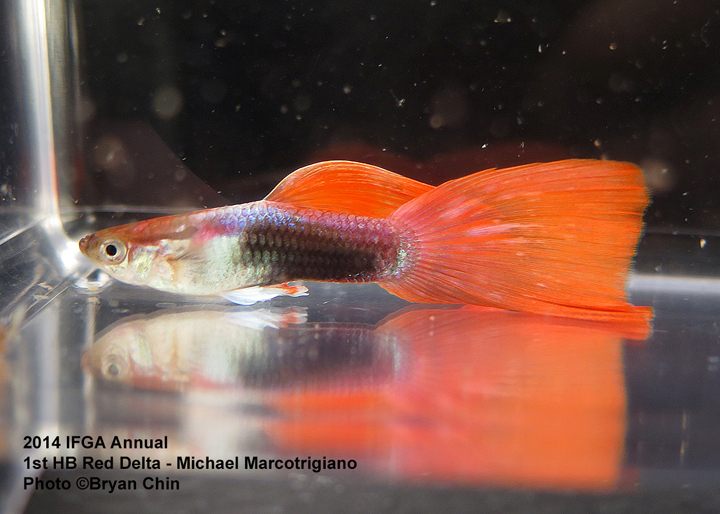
<box><xmin>265</xmin><ymin>161</ymin><xmax>433</xmax><ymax>218</ymax></box>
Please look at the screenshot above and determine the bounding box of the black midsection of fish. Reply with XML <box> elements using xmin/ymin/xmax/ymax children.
<box><xmin>238</xmin><ymin>210</ymin><xmax>403</xmax><ymax>284</ymax></box>
<box><xmin>241</xmin><ymin>324</ymin><xmax>398</xmax><ymax>388</ymax></box>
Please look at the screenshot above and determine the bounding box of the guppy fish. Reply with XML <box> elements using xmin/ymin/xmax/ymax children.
<box><xmin>79</xmin><ymin>160</ymin><xmax>653</xmax><ymax>325</ymax></box>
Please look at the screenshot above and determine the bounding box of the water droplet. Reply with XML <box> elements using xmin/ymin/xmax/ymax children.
<box><xmin>640</xmin><ymin>157</ymin><xmax>676</xmax><ymax>192</ymax></box>
<box><xmin>152</xmin><ymin>85</ymin><xmax>183</xmax><ymax>120</ymax></box>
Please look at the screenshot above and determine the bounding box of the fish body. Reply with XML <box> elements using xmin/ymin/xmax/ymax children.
<box><xmin>80</xmin><ymin>159</ymin><xmax>653</xmax><ymax>325</ymax></box>
<box><xmin>79</xmin><ymin>200</ymin><xmax>407</xmax><ymax>295</ymax></box>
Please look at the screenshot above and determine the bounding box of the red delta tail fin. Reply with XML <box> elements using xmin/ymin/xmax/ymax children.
<box><xmin>265</xmin><ymin>161</ymin><xmax>433</xmax><ymax>217</ymax></box>
<box><xmin>381</xmin><ymin>159</ymin><xmax>653</xmax><ymax>326</ymax></box>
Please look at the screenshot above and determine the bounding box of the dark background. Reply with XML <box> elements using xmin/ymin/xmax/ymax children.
<box><xmin>79</xmin><ymin>0</ymin><xmax>720</xmax><ymax>229</ymax></box>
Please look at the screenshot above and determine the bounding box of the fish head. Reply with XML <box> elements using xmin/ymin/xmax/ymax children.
<box><xmin>79</xmin><ymin>227</ymin><xmax>137</xmax><ymax>283</ymax></box>
<box><xmin>81</xmin><ymin>325</ymin><xmax>134</xmax><ymax>386</ymax></box>
<box><xmin>82</xmin><ymin>315</ymin><xmax>190</xmax><ymax>391</ymax></box>
<box><xmin>79</xmin><ymin>216</ymin><xmax>199</xmax><ymax>291</ymax></box>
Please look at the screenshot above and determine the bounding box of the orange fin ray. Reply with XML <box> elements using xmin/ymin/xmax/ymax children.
<box><xmin>265</xmin><ymin>160</ymin><xmax>433</xmax><ymax>218</ymax></box>
<box><xmin>382</xmin><ymin>159</ymin><xmax>653</xmax><ymax>326</ymax></box>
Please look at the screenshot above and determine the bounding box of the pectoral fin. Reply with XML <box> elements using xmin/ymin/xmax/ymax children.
<box><xmin>224</xmin><ymin>308</ymin><xmax>308</xmax><ymax>329</ymax></box>
<box><xmin>220</xmin><ymin>283</ymin><xmax>309</xmax><ymax>305</ymax></box>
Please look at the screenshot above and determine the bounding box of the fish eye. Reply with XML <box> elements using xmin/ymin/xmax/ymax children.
<box><xmin>100</xmin><ymin>239</ymin><xmax>127</xmax><ymax>263</ymax></box>
<box><xmin>102</xmin><ymin>354</ymin><xmax>126</xmax><ymax>380</ymax></box>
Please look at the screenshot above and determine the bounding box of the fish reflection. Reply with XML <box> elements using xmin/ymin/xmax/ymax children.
<box><xmin>83</xmin><ymin>307</ymin><xmax>400</xmax><ymax>391</ymax></box>
<box><xmin>265</xmin><ymin>307</ymin><xmax>647</xmax><ymax>491</ymax></box>
<box><xmin>83</xmin><ymin>304</ymin><xmax>648</xmax><ymax>491</ymax></box>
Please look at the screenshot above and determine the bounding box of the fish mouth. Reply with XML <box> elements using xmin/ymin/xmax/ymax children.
<box><xmin>80</xmin><ymin>351</ymin><xmax>93</xmax><ymax>372</ymax></box>
<box><xmin>78</xmin><ymin>234</ymin><xmax>94</xmax><ymax>256</ymax></box>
